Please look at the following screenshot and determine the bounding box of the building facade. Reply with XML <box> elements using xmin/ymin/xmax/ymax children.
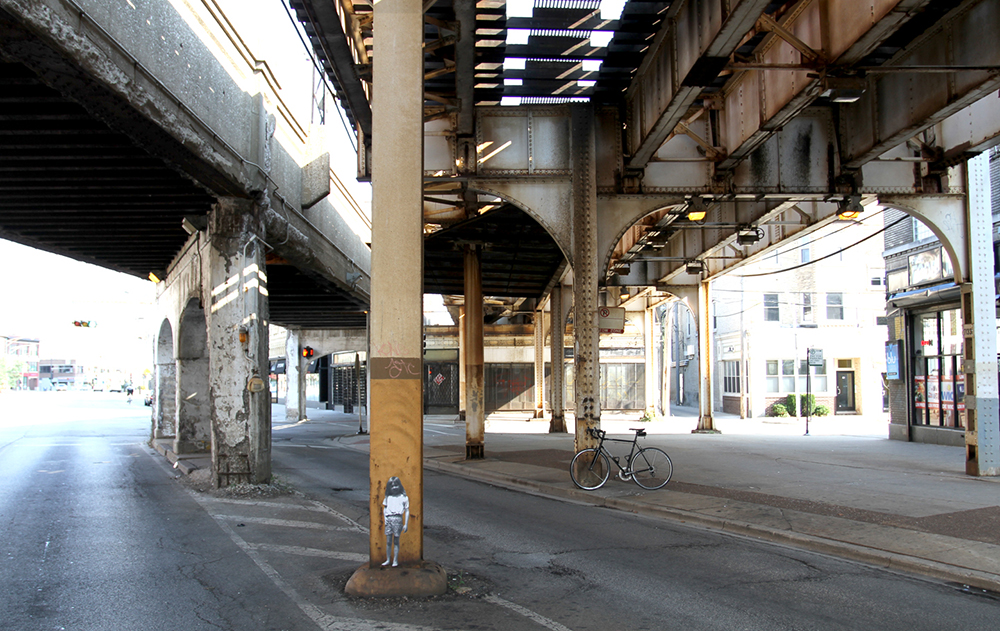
<box><xmin>1</xmin><ymin>335</ymin><xmax>40</xmax><ymax>390</ymax></box>
<box><xmin>882</xmin><ymin>150</ymin><xmax>1000</xmax><ymax>446</ymax></box>
<box><xmin>712</xmin><ymin>216</ymin><xmax>889</xmax><ymax>419</ymax></box>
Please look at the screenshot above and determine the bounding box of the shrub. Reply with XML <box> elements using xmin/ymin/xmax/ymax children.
<box><xmin>785</xmin><ymin>394</ymin><xmax>797</xmax><ymax>416</ymax></box>
<box><xmin>813</xmin><ymin>405</ymin><xmax>831</xmax><ymax>416</ymax></box>
<box><xmin>799</xmin><ymin>393</ymin><xmax>816</xmax><ymax>416</ymax></box>
<box><xmin>770</xmin><ymin>403</ymin><xmax>789</xmax><ymax>417</ymax></box>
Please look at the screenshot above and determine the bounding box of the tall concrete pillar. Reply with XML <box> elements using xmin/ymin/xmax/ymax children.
<box><xmin>571</xmin><ymin>104</ymin><xmax>600</xmax><ymax>451</ymax></box>
<box><xmin>533</xmin><ymin>309</ymin><xmax>545</xmax><ymax>418</ymax></box>
<box><xmin>549</xmin><ymin>285</ymin><xmax>566</xmax><ymax>433</ymax></box>
<box><xmin>206</xmin><ymin>196</ymin><xmax>271</xmax><ymax>485</ymax></box>
<box><xmin>695</xmin><ymin>280</ymin><xmax>717</xmax><ymax>432</ymax></box>
<box><xmin>964</xmin><ymin>153</ymin><xmax>999</xmax><ymax>476</ymax></box>
<box><xmin>346</xmin><ymin>0</ymin><xmax>446</xmax><ymax>597</ymax></box>
<box><xmin>284</xmin><ymin>329</ymin><xmax>307</xmax><ymax>422</ymax></box>
<box><xmin>464</xmin><ymin>245</ymin><xmax>485</xmax><ymax>459</ymax></box>
<box><xmin>643</xmin><ymin>303</ymin><xmax>656</xmax><ymax>417</ymax></box>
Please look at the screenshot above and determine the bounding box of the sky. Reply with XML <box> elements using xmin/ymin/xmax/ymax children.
<box><xmin>0</xmin><ymin>239</ymin><xmax>156</xmax><ymax>369</ymax></box>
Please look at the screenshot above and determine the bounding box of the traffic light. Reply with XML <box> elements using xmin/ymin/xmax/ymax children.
<box><xmin>73</xmin><ymin>320</ymin><xmax>94</xmax><ymax>328</ymax></box>
<box><xmin>301</xmin><ymin>346</ymin><xmax>314</xmax><ymax>359</ymax></box>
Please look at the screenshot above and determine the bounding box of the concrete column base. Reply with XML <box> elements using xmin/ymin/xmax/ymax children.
<box><xmin>692</xmin><ymin>428</ymin><xmax>722</xmax><ymax>435</ymax></box>
<box><xmin>345</xmin><ymin>562</ymin><xmax>448</xmax><ymax>598</ymax></box>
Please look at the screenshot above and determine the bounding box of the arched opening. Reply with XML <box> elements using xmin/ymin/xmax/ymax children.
<box><xmin>175</xmin><ymin>297</ymin><xmax>210</xmax><ymax>454</ymax></box>
<box><xmin>153</xmin><ymin>318</ymin><xmax>176</xmax><ymax>439</ymax></box>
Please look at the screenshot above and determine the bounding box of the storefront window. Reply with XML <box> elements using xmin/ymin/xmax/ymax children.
<box><xmin>912</xmin><ymin>309</ymin><xmax>965</xmax><ymax>430</ymax></box>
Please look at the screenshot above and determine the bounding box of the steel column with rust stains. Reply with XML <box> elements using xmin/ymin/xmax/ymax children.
<box><xmin>346</xmin><ymin>0</ymin><xmax>445</xmax><ymax>597</ymax></box>
<box><xmin>571</xmin><ymin>104</ymin><xmax>600</xmax><ymax>451</ymax></box>
<box><xmin>458</xmin><ymin>305</ymin><xmax>467</xmax><ymax>417</ymax></box>
<box><xmin>643</xmin><ymin>302</ymin><xmax>657</xmax><ymax>418</ymax></box>
<box><xmin>549</xmin><ymin>284</ymin><xmax>567</xmax><ymax>433</ymax></box>
<box><xmin>533</xmin><ymin>309</ymin><xmax>545</xmax><ymax>418</ymax></box>
<box><xmin>464</xmin><ymin>245</ymin><xmax>485</xmax><ymax>459</ymax></box>
<box><xmin>694</xmin><ymin>280</ymin><xmax>718</xmax><ymax>433</ymax></box>
<box><xmin>963</xmin><ymin>153</ymin><xmax>1000</xmax><ymax>476</ymax></box>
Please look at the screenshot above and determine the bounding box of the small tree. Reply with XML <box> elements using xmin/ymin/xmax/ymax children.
<box><xmin>785</xmin><ymin>394</ymin><xmax>797</xmax><ymax>416</ymax></box>
<box><xmin>0</xmin><ymin>357</ymin><xmax>25</xmax><ymax>391</ymax></box>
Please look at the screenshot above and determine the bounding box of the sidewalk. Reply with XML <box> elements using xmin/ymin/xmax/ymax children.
<box><xmin>158</xmin><ymin>406</ymin><xmax>1000</xmax><ymax>594</ymax></box>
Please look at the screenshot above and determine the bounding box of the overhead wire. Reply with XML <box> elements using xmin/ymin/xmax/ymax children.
<box><xmin>735</xmin><ymin>214</ymin><xmax>909</xmax><ymax>278</ymax></box>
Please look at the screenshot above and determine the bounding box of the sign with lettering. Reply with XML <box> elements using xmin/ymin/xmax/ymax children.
<box><xmin>598</xmin><ymin>307</ymin><xmax>625</xmax><ymax>334</ymax></box>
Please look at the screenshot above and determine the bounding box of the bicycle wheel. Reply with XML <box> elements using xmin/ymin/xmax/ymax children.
<box><xmin>630</xmin><ymin>447</ymin><xmax>672</xmax><ymax>490</ymax></box>
<box><xmin>570</xmin><ymin>448</ymin><xmax>610</xmax><ymax>490</ymax></box>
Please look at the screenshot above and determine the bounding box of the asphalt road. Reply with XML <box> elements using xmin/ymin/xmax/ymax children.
<box><xmin>2</xmin><ymin>392</ymin><xmax>998</xmax><ymax>630</ymax></box>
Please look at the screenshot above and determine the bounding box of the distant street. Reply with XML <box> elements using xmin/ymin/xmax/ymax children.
<box><xmin>2</xmin><ymin>392</ymin><xmax>998</xmax><ymax>630</ymax></box>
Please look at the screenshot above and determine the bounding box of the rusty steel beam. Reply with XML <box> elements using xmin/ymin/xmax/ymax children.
<box><xmin>625</xmin><ymin>0</ymin><xmax>772</xmax><ymax>170</ymax></box>
<box><xmin>841</xmin><ymin>0</ymin><xmax>1000</xmax><ymax>169</ymax></box>
<box><xmin>715</xmin><ymin>0</ymin><xmax>935</xmax><ymax>172</ymax></box>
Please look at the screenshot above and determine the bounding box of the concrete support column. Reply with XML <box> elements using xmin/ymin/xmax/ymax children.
<box><xmin>206</xmin><ymin>196</ymin><xmax>271</xmax><ymax>486</ymax></box>
<box><xmin>549</xmin><ymin>285</ymin><xmax>566</xmax><ymax>433</ymax></box>
<box><xmin>154</xmin><ymin>350</ymin><xmax>176</xmax><ymax>439</ymax></box>
<box><xmin>571</xmin><ymin>104</ymin><xmax>600</xmax><ymax>451</ymax></box>
<box><xmin>533</xmin><ymin>309</ymin><xmax>545</xmax><ymax>418</ymax></box>
<box><xmin>458</xmin><ymin>305</ymin><xmax>467</xmax><ymax>417</ymax></box>
<box><xmin>175</xmin><ymin>296</ymin><xmax>210</xmax><ymax>455</ymax></box>
<box><xmin>643</xmin><ymin>303</ymin><xmax>656</xmax><ymax>417</ymax></box>
<box><xmin>695</xmin><ymin>280</ymin><xmax>717</xmax><ymax>433</ymax></box>
<box><xmin>464</xmin><ymin>245</ymin><xmax>485</xmax><ymax>459</ymax></box>
<box><xmin>963</xmin><ymin>153</ymin><xmax>1000</xmax><ymax>476</ymax></box>
<box><xmin>284</xmin><ymin>329</ymin><xmax>306</xmax><ymax>422</ymax></box>
<box><xmin>347</xmin><ymin>0</ymin><xmax>445</xmax><ymax>597</ymax></box>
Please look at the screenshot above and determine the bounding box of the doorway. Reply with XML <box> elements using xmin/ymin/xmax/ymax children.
<box><xmin>836</xmin><ymin>371</ymin><xmax>856</xmax><ymax>412</ymax></box>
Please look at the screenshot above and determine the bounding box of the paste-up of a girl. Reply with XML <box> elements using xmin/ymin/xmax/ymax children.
<box><xmin>382</xmin><ymin>476</ymin><xmax>410</xmax><ymax>567</ymax></box>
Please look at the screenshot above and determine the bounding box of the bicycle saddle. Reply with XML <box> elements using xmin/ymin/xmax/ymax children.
<box><xmin>630</xmin><ymin>428</ymin><xmax>646</xmax><ymax>437</ymax></box>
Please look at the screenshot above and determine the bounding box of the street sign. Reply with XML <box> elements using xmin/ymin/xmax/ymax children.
<box><xmin>807</xmin><ymin>348</ymin><xmax>824</xmax><ymax>367</ymax></box>
<box><xmin>598</xmin><ymin>307</ymin><xmax>625</xmax><ymax>334</ymax></box>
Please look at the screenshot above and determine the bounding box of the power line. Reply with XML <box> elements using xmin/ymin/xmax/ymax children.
<box><xmin>736</xmin><ymin>215</ymin><xmax>908</xmax><ymax>278</ymax></box>
<box><xmin>762</xmin><ymin>206</ymin><xmax>889</xmax><ymax>260</ymax></box>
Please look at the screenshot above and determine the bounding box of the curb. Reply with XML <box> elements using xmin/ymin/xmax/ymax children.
<box><xmin>421</xmin><ymin>457</ymin><xmax>1000</xmax><ymax>594</ymax></box>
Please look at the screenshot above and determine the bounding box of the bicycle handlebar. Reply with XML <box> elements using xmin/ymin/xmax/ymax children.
<box><xmin>587</xmin><ymin>427</ymin><xmax>606</xmax><ymax>439</ymax></box>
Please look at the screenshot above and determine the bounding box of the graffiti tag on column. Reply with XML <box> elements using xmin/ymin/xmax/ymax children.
<box><xmin>387</xmin><ymin>358</ymin><xmax>420</xmax><ymax>379</ymax></box>
<box><xmin>372</xmin><ymin>341</ymin><xmax>407</xmax><ymax>358</ymax></box>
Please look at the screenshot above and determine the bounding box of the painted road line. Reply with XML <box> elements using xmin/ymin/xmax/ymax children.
<box><xmin>212</xmin><ymin>514</ymin><xmax>356</xmax><ymax>531</ymax></box>
<box><xmin>247</xmin><ymin>543</ymin><xmax>367</xmax><ymax>563</ymax></box>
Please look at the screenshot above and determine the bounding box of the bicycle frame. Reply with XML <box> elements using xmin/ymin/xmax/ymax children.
<box><xmin>590</xmin><ymin>429</ymin><xmax>643</xmax><ymax>475</ymax></box>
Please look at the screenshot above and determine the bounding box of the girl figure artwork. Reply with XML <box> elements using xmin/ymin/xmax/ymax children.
<box><xmin>382</xmin><ymin>476</ymin><xmax>410</xmax><ymax>567</ymax></box>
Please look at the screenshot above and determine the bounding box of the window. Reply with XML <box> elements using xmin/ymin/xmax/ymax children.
<box><xmin>914</xmin><ymin>219</ymin><xmax>934</xmax><ymax>241</ymax></box>
<box><xmin>781</xmin><ymin>360</ymin><xmax>796</xmax><ymax>392</ymax></box>
<box><xmin>723</xmin><ymin>361</ymin><xmax>740</xmax><ymax>394</ymax></box>
<box><xmin>764</xmin><ymin>293</ymin><xmax>780</xmax><ymax>322</ymax></box>
<box><xmin>800</xmin><ymin>248</ymin><xmax>810</xmax><ymax>263</ymax></box>
<box><xmin>765</xmin><ymin>357</ymin><xmax>829</xmax><ymax>393</ymax></box>
<box><xmin>826</xmin><ymin>293</ymin><xmax>844</xmax><ymax>320</ymax></box>
<box><xmin>766</xmin><ymin>360</ymin><xmax>779</xmax><ymax>393</ymax></box>
<box><xmin>800</xmin><ymin>293</ymin><xmax>814</xmax><ymax>324</ymax></box>
<box><xmin>871</xmin><ymin>277</ymin><xmax>882</xmax><ymax>286</ymax></box>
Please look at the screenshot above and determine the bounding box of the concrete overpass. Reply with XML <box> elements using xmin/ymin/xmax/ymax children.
<box><xmin>0</xmin><ymin>0</ymin><xmax>372</xmax><ymax>485</ymax></box>
<box><xmin>1</xmin><ymin>0</ymin><xmax>998</xmax><ymax>596</ymax></box>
